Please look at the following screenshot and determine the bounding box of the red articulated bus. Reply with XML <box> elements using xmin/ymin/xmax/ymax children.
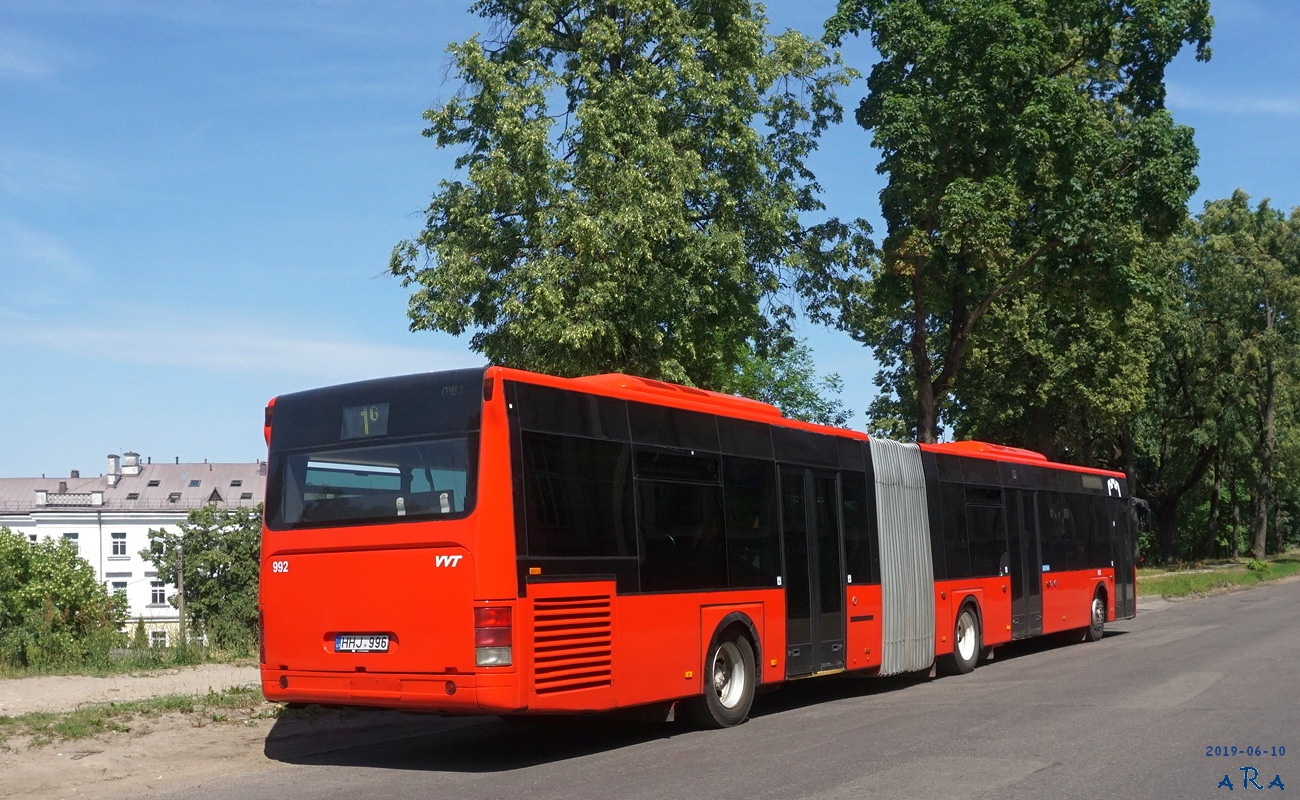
<box><xmin>259</xmin><ymin>366</ymin><xmax>1137</xmax><ymax>727</ymax></box>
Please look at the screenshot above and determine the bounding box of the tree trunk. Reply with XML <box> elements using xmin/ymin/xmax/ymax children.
<box><xmin>909</xmin><ymin>291</ymin><xmax>939</xmax><ymax>443</ymax></box>
<box><xmin>1230</xmin><ymin>477</ymin><xmax>1241</xmax><ymax>559</ymax></box>
<box><xmin>1273</xmin><ymin>503</ymin><xmax>1285</xmax><ymax>557</ymax></box>
<box><xmin>1120</xmin><ymin>424</ymin><xmax>1136</xmax><ymax>492</ymax></box>
<box><xmin>1029</xmin><ymin>405</ymin><xmax>1058</xmax><ymax>461</ymax></box>
<box><xmin>1145</xmin><ymin>446</ymin><xmax>1217</xmax><ymax>564</ymax></box>
<box><xmin>1153</xmin><ymin>496</ymin><xmax>1181</xmax><ymax>564</ymax></box>
<box><xmin>915</xmin><ymin>371</ymin><xmax>938</xmax><ymax>443</ymax></box>
<box><xmin>1251</xmin><ymin>361</ymin><xmax>1276</xmax><ymax>560</ymax></box>
<box><xmin>1204</xmin><ymin>454</ymin><xmax>1221</xmax><ymax>557</ymax></box>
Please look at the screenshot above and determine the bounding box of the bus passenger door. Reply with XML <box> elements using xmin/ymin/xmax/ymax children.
<box><xmin>781</xmin><ymin>468</ymin><xmax>846</xmax><ymax>677</ymax></box>
<box><xmin>1006</xmin><ymin>489</ymin><xmax>1043</xmax><ymax>638</ymax></box>
<box><xmin>1113</xmin><ymin>499</ymin><xmax>1137</xmax><ymax>618</ymax></box>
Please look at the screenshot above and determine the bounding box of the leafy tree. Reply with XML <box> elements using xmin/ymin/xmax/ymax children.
<box><xmin>1189</xmin><ymin>192</ymin><xmax>1300</xmax><ymax>558</ymax></box>
<box><xmin>818</xmin><ymin>0</ymin><xmax>1211</xmax><ymax>442</ymax></box>
<box><xmin>1125</xmin><ymin>225</ymin><xmax>1234</xmax><ymax>563</ymax></box>
<box><xmin>0</xmin><ymin>528</ymin><xmax>126</xmax><ymax>669</ymax></box>
<box><xmin>725</xmin><ymin>339</ymin><xmax>852</xmax><ymax>427</ymax></box>
<box><xmin>1127</xmin><ymin>193</ymin><xmax>1300</xmax><ymax>562</ymax></box>
<box><xmin>144</xmin><ymin>505</ymin><xmax>262</xmax><ymax>652</ymax></box>
<box><xmin>391</xmin><ymin>0</ymin><xmax>854</xmax><ymax>389</ymax></box>
<box><xmin>945</xmin><ymin>267</ymin><xmax>1159</xmax><ymax>466</ymax></box>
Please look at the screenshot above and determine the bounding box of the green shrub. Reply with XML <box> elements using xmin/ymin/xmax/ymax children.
<box><xmin>142</xmin><ymin>505</ymin><xmax>262</xmax><ymax>656</ymax></box>
<box><xmin>0</xmin><ymin>528</ymin><xmax>126</xmax><ymax>670</ymax></box>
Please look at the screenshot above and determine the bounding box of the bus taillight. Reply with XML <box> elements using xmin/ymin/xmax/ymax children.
<box><xmin>263</xmin><ymin>400</ymin><xmax>276</xmax><ymax>445</ymax></box>
<box><xmin>474</xmin><ymin>606</ymin><xmax>512</xmax><ymax>667</ymax></box>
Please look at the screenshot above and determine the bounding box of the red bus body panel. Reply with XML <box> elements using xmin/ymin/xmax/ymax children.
<box><xmin>844</xmin><ymin>583</ymin><xmax>883</xmax><ymax>671</ymax></box>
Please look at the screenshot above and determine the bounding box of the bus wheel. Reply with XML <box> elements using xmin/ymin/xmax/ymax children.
<box><xmin>687</xmin><ymin>633</ymin><xmax>756</xmax><ymax>728</ymax></box>
<box><xmin>941</xmin><ymin>605</ymin><xmax>980</xmax><ymax>675</ymax></box>
<box><xmin>1084</xmin><ymin>589</ymin><xmax>1106</xmax><ymax>642</ymax></box>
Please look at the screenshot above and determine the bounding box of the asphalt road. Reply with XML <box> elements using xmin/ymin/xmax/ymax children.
<box><xmin>155</xmin><ymin>580</ymin><xmax>1299</xmax><ymax>800</ymax></box>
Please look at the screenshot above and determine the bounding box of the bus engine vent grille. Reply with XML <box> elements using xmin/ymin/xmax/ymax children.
<box><xmin>532</xmin><ymin>594</ymin><xmax>613</xmax><ymax>694</ymax></box>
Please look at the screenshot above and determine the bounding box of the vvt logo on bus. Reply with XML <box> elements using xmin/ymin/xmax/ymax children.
<box><xmin>435</xmin><ymin>554</ymin><xmax>463</xmax><ymax>568</ymax></box>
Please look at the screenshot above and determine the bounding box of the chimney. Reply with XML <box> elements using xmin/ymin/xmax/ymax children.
<box><xmin>107</xmin><ymin>454</ymin><xmax>121</xmax><ymax>488</ymax></box>
<box><xmin>70</xmin><ymin>469</ymin><xmax>80</xmax><ymax>479</ymax></box>
<box><xmin>122</xmin><ymin>452</ymin><xmax>142</xmax><ymax>476</ymax></box>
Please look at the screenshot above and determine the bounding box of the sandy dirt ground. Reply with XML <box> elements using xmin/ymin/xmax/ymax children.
<box><xmin>0</xmin><ymin>664</ymin><xmax>458</xmax><ymax>800</ymax></box>
<box><xmin>0</xmin><ymin>664</ymin><xmax>275</xmax><ymax>799</ymax></box>
<box><xmin>0</xmin><ymin>664</ymin><xmax>487</xmax><ymax>800</ymax></box>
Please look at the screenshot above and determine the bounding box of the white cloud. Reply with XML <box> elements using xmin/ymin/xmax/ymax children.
<box><xmin>1168</xmin><ymin>81</ymin><xmax>1300</xmax><ymax>118</ymax></box>
<box><xmin>0</xmin><ymin>149</ymin><xmax>100</xmax><ymax>198</ymax></box>
<box><xmin>0</xmin><ymin>218</ymin><xmax>90</xmax><ymax>282</ymax></box>
<box><xmin>0</xmin><ymin>28</ymin><xmax>77</xmax><ymax>81</ymax></box>
<box><xmin>3</xmin><ymin>0</ymin><xmax>446</xmax><ymax>40</ymax></box>
<box><xmin>0</xmin><ymin>308</ymin><xmax>481</xmax><ymax>385</ymax></box>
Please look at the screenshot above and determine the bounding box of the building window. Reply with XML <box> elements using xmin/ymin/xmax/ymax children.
<box><xmin>189</xmin><ymin>479</ymin><xmax>201</xmax><ymax>487</ymax></box>
<box><xmin>111</xmin><ymin>581</ymin><xmax>127</xmax><ymax>596</ymax></box>
<box><xmin>230</xmin><ymin>479</ymin><xmax>243</xmax><ymax>487</ymax></box>
<box><xmin>150</xmin><ymin>630</ymin><xmax>168</xmax><ymax>647</ymax></box>
<box><xmin>147</xmin><ymin>479</ymin><xmax>161</xmax><ymax>487</ymax></box>
<box><xmin>126</xmin><ymin>492</ymin><xmax>140</xmax><ymax>500</ymax></box>
<box><xmin>111</xmin><ymin>531</ymin><xmax>127</xmax><ymax>557</ymax></box>
<box><xmin>240</xmin><ymin>492</ymin><xmax>253</xmax><ymax>500</ymax></box>
<box><xmin>62</xmin><ymin>532</ymin><xmax>79</xmax><ymax>554</ymax></box>
<box><xmin>27</xmin><ymin>533</ymin><xmax>37</xmax><ymax>543</ymax></box>
<box><xmin>150</xmin><ymin>581</ymin><xmax>166</xmax><ymax>605</ymax></box>
<box><xmin>167</xmin><ymin>492</ymin><xmax>182</xmax><ymax>503</ymax></box>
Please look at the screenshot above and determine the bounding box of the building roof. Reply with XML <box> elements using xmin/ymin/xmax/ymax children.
<box><xmin>0</xmin><ymin>457</ymin><xmax>266</xmax><ymax>515</ymax></box>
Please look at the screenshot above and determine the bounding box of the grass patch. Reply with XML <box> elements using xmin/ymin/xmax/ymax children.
<box><xmin>0</xmin><ymin>649</ymin><xmax>258</xmax><ymax>680</ymax></box>
<box><xmin>0</xmin><ymin>686</ymin><xmax>276</xmax><ymax>751</ymax></box>
<box><xmin>1139</xmin><ymin>555</ymin><xmax>1300</xmax><ymax>599</ymax></box>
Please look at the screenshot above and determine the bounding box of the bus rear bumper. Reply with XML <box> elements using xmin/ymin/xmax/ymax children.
<box><xmin>261</xmin><ymin>668</ymin><xmax>521</xmax><ymax>713</ymax></box>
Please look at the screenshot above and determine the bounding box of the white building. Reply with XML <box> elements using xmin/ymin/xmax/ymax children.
<box><xmin>0</xmin><ymin>452</ymin><xmax>266</xmax><ymax>645</ymax></box>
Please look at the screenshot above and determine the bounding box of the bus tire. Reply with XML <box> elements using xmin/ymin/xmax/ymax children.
<box><xmin>1084</xmin><ymin>588</ymin><xmax>1106</xmax><ymax>642</ymax></box>
<box><xmin>686</xmin><ymin>631</ymin><xmax>756</xmax><ymax>728</ymax></box>
<box><xmin>941</xmin><ymin>603</ymin><xmax>981</xmax><ymax>675</ymax></box>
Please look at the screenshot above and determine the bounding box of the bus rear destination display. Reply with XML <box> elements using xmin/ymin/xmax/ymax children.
<box><xmin>341</xmin><ymin>402</ymin><xmax>389</xmax><ymax>439</ymax></box>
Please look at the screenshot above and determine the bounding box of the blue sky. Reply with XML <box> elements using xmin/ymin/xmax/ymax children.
<box><xmin>1</xmin><ymin>1</ymin><xmax>1296</xmax><ymax>479</ymax></box>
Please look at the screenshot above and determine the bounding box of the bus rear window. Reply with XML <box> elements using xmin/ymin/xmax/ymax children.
<box><xmin>267</xmin><ymin>437</ymin><xmax>476</xmax><ymax>529</ymax></box>
<box><xmin>264</xmin><ymin>369</ymin><xmax>486</xmax><ymax>530</ymax></box>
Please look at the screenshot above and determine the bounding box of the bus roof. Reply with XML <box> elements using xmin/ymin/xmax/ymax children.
<box><xmin>486</xmin><ymin>365</ymin><xmax>869</xmax><ymax>441</ymax></box>
<box><xmin>920</xmin><ymin>440</ymin><xmax>1125</xmax><ymax>478</ymax></box>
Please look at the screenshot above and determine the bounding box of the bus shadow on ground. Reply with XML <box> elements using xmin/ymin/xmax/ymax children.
<box><xmin>263</xmin><ymin>709</ymin><xmax>680</xmax><ymax>772</ymax></box>
<box><xmin>262</xmin><ymin>633</ymin><xmax>1127</xmax><ymax>772</ymax></box>
<box><xmin>986</xmin><ymin>626</ymin><xmax>1129</xmax><ymax>661</ymax></box>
